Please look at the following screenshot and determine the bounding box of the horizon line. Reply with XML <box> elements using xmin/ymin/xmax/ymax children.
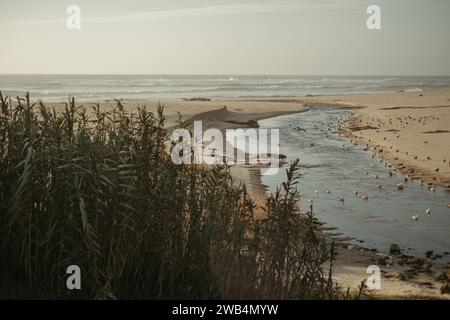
<box><xmin>1</xmin><ymin>73</ymin><xmax>450</xmax><ymax>77</ymax></box>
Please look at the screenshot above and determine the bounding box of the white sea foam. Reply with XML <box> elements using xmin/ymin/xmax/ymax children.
<box><xmin>0</xmin><ymin>75</ymin><xmax>449</xmax><ymax>101</ymax></box>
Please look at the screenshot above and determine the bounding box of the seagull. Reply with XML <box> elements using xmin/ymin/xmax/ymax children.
<box><xmin>361</xmin><ymin>195</ymin><xmax>369</xmax><ymax>200</ymax></box>
<box><xmin>429</xmin><ymin>185</ymin><xmax>436</xmax><ymax>192</ymax></box>
<box><xmin>337</xmin><ymin>197</ymin><xmax>344</xmax><ymax>202</ymax></box>
<box><xmin>411</xmin><ymin>214</ymin><xmax>418</xmax><ymax>222</ymax></box>
<box><xmin>376</xmin><ymin>183</ymin><xmax>382</xmax><ymax>189</ymax></box>
<box><xmin>308</xmin><ymin>199</ymin><xmax>313</xmax><ymax>203</ymax></box>
<box><xmin>426</xmin><ymin>208</ymin><xmax>431</xmax><ymax>215</ymax></box>
<box><xmin>396</xmin><ymin>183</ymin><xmax>404</xmax><ymax>190</ymax></box>
<box><xmin>364</xmin><ymin>171</ymin><xmax>368</xmax><ymax>175</ymax></box>
<box><xmin>354</xmin><ymin>190</ymin><xmax>358</xmax><ymax>196</ymax></box>
<box><xmin>326</xmin><ymin>189</ymin><xmax>331</xmax><ymax>194</ymax></box>
<box><xmin>314</xmin><ymin>190</ymin><xmax>319</xmax><ymax>195</ymax></box>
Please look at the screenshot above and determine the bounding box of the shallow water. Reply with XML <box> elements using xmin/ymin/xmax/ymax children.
<box><xmin>260</xmin><ymin>107</ymin><xmax>450</xmax><ymax>259</ymax></box>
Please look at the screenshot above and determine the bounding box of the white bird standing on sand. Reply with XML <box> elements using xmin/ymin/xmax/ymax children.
<box><xmin>411</xmin><ymin>214</ymin><xmax>418</xmax><ymax>221</ymax></box>
<box><xmin>426</xmin><ymin>208</ymin><xmax>431</xmax><ymax>215</ymax></box>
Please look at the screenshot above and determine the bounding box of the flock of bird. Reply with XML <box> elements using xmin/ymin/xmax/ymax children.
<box><xmin>295</xmin><ymin>111</ymin><xmax>450</xmax><ymax>223</ymax></box>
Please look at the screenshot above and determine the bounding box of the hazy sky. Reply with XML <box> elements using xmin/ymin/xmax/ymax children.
<box><xmin>1</xmin><ymin>0</ymin><xmax>449</xmax><ymax>75</ymax></box>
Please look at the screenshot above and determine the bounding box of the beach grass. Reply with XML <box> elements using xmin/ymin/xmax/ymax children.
<box><xmin>0</xmin><ymin>92</ymin><xmax>344</xmax><ymax>299</ymax></box>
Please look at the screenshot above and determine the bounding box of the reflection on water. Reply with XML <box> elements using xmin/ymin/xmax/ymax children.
<box><xmin>260</xmin><ymin>107</ymin><xmax>450</xmax><ymax>259</ymax></box>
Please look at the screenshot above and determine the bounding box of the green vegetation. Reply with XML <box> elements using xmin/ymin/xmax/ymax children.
<box><xmin>0</xmin><ymin>92</ymin><xmax>341</xmax><ymax>299</ymax></box>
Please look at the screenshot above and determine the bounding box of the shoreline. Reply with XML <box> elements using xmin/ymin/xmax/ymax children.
<box><xmin>288</xmin><ymin>89</ymin><xmax>450</xmax><ymax>190</ymax></box>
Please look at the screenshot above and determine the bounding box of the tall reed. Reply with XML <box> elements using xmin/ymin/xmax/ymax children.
<box><xmin>0</xmin><ymin>92</ymin><xmax>339</xmax><ymax>299</ymax></box>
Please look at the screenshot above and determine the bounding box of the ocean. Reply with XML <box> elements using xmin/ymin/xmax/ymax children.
<box><xmin>1</xmin><ymin>75</ymin><xmax>450</xmax><ymax>101</ymax></box>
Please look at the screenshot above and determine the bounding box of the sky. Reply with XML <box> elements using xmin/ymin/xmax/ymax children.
<box><xmin>0</xmin><ymin>0</ymin><xmax>449</xmax><ymax>75</ymax></box>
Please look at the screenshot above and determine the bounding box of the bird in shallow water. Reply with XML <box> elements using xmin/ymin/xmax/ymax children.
<box><xmin>429</xmin><ymin>185</ymin><xmax>436</xmax><ymax>192</ymax></box>
<box><xmin>376</xmin><ymin>183</ymin><xmax>382</xmax><ymax>189</ymax></box>
<box><xmin>337</xmin><ymin>197</ymin><xmax>344</xmax><ymax>202</ymax></box>
<box><xmin>353</xmin><ymin>190</ymin><xmax>358</xmax><ymax>196</ymax></box>
<box><xmin>361</xmin><ymin>195</ymin><xmax>369</xmax><ymax>200</ymax></box>
<box><xmin>396</xmin><ymin>183</ymin><xmax>404</xmax><ymax>190</ymax></box>
<box><xmin>426</xmin><ymin>208</ymin><xmax>431</xmax><ymax>215</ymax></box>
<box><xmin>411</xmin><ymin>214</ymin><xmax>418</xmax><ymax>222</ymax></box>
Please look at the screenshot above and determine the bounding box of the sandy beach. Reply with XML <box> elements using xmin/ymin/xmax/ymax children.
<box><xmin>294</xmin><ymin>89</ymin><xmax>450</xmax><ymax>190</ymax></box>
<box><xmin>83</xmin><ymin>88</ymin><xmax>450</xmax><ymax>189</ymax></box>
<box><xmin>74</xmin><ymin>88</ymin><xmax>450</xmax><ymax>190</ymax></box>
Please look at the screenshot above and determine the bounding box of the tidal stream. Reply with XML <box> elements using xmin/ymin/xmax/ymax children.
<box><xmin>260</xmin><ymin>106</ymin><xmax>450</xmax><ymax>260</ymax></box>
